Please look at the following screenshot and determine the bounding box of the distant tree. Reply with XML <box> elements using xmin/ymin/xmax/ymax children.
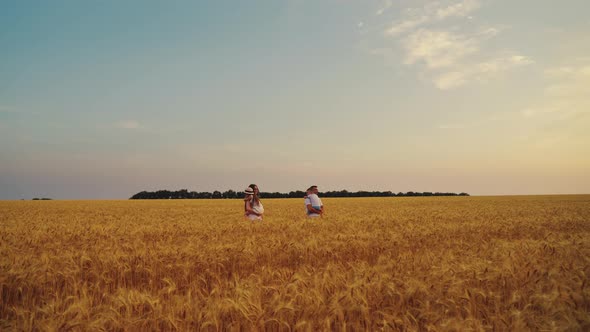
<box><xmin>129</xmin><ymin>189</ymin><xmax>469</xmax><ymax>199</ymax></box>
<box><xmin>200</xmin><ymin>192</ymin><xmax>212</xmax><ymax>199</ymax></box>
<box><xmin>288</xmin><ymin>191</ymin><xmax>305</xmax><ymax>198</ymax></box>
<box><xmin>223</xmin><ymin>190</ymin><xmax>237</xmax><ymax>199</ymax></box>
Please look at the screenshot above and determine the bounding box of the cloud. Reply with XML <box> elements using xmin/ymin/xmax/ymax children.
<box><xmin>0</xmin><ymin>106</ymin><xmax>41</xmax><ymax>116</ymax></box>
<box><xmin>376</xmin><ymin>0</ymin><xmax>392</xmax><ymax>16</ymax></box>
<box><xmin>115</xmin><ymin>120</ymin><xmax>141</xmax><ymax>129</ymax></box>
<box><xmin>385</xmin><ymin>16</ymin><xmax>429</xmax><ymax>37</ymax></box>
<box><xmin>517</xmin><ymin>61</ymin><xmax>590</xmax><ymax>146</ymax></box>
<box><xmin>432</xmin><ymin>54</ymin><xmax>534</xmax><ymax>89</ymax></box>
<box><xmin>474</xmin><ymin>55</ymin><xmax>534</xmax><ymax>75</ymax></box>
<box><xmin>433</xmin><ymin>71</ymin><xmax>469</xmax><ymax>90</ymax></box>
<box><xmin>405</xmin><ymin>30</ymin><xmax>533</xmax><ymax>88</ymax></box>
<box><xmin>438</xmin><ymin>124</ymin><xmax>466</xmax><ymax>129</ymax></box>
<box><xmin>0</xmin><ymin>106</ymin><xmax>18</xmax><ymax>113</ymax></box>
<box><xmin>520</xmin><ymin>104</ymin><xmax>563</xmax><ymax>118</ymax></box>
<box><xmin>544</xmin><ymin>84</ymin><xmax>588</xmax><ymax>97</ymax></box>
<box><xmin>509</xmin><ymin>55</ymin><xmax>534</xmax><ymax>66</ymax></box>
<box><xmin>519</xmin><ymin>103</ymin><xmax>589</xmax><ymax>121</ymax></box>
<box><xmin>477</xmin><ymin>27</ymin><xmax>502</xmax><ymax>38</ymax></box>
<box><xmin>544</xmin><ymin>65</ymin><xmax>590</xmax><ymax>78</ymax></box>
<box><xmin>542</xmin><ymin>64</ymin><xmax>590</xmax><ymax>97</ymax></box>
<box><xmin>543</xmin><ymin>67</ymin><xmax>573</xmax><ymax>77</ymax></box>
<box><xmin>384</xmin><ymin>0</ymin><xmax>482</xmax><ymax>37</ymax></box>
<box><xmin>436</xmin><ymin>0</ymin><xmax>481</xmax><ymax>19</ymax></box>
<box><xmin>396</xmin><ymin>25</ymin><xmax>507</xmax><ymax>70</ymax></box>
<box><xmin>366</xmin><ymin>0</ymin><xmax>532</xmax><ymax>90</ymax></box>
<box><xmin>402</xmin><ymin>29</ymin><xmax>478</xmax><ymax>69</ymax></box>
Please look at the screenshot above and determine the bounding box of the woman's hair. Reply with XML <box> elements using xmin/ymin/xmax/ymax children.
<box><xmin>248</xmin><ymin>184</ymin><xmax>260</xmax><ymax>204</ymax></box>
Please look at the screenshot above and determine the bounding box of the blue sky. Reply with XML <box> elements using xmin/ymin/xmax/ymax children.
<box><xmin>1</xmin><ymin>0</ymin><xmax>589</xmax><ymax>199</ymax></box>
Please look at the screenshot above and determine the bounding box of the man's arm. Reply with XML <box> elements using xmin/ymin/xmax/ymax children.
<box><xmin>306</xmin><ymin>204</ymin><xmax>322</xmax><ymax>214</ymax></box>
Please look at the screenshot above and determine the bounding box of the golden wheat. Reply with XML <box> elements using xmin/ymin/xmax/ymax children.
<box><xmin>1</xmin><ymin>196</ymin><xmax>589</xmax><ymax>331</ymax></box>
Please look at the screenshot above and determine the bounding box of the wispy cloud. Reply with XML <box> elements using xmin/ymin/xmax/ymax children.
<box><xmin>385</xmin><ymin>16</ymin><xmax>429</xmax><ymax>37</ymax></box>
<box><xmin>520</xmin><ymin>104</ymin><xmax>565</xmax><ymax>118</ymax></box>
<box><xmin>433</xmin><ymin>54</ymin><xmax>534</xmax><ymax>90</ymax></box>
<box><xmin>518</xmin><ymin>61</ymin><xmax>590</xmax><ymax>145</ymax></box>
<box><xmin>542</xmin><ymin>64</ymin><xmax>590</xmax><ymax>98</ymax></box>
<box><xmin>544</xmin><ymin>84</ymin><xmax>588</xmax><ymax>98</ymax></box>
<box><xmin>437</xmin><ymin>124</ymin><xmax>466</xmax><ymax>129</ymax></box>
<box><xmin>433</xmin><ymin>71</ymin><xmax>469</xmax><ymax>90</ymax></box>
<box><xmin>436</xmin><ymin>0</ymin><xmax>481</xmax><ymax>19</ymax></box>
<box><xmin>384</xmin><ymin>0</ymin><xmax>482</xmax><ymax>37</ymax></box>
<box><xmin>376</xmin><ymin>0</ymin><xmax>392</xmax><ymax>16</ymax></box>
<box><xmin>0</xmin><ymin>106</ymin><xmax>42</xmax><ymax>116</ymax></box>
<box><xmin>436</xmin><ymin>110</ymin><xmax>519</xmax><ymax>131</ymax></box>
<box><xmin>402</xmin><ymin>29</ymin><xmax>478</xmax><ymax>69</ymax></box>
<box><xmin>0</xmin><ymin>106</ymin><xmax>18</xmax><ymax>113</ymax></box>
<box><xmin>544</xmin><ymin>65</ymin><xmax>590</xmax><ymax>78</ymax></box>
<box><xmin>366</xmin><ymin>0</ymin><xmax>533</xmax><ymax>90</ymax></box>
<box><xmin>115</xmin><ymin>120</ymin><xmax>142</xmax><ymax>129</ymax></box>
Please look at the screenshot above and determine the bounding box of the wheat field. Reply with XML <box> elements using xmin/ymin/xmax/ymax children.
<box><xmin>1</xmin><ymin>196</ymin><xmax>589</xmax><ymax>331</ymax></box>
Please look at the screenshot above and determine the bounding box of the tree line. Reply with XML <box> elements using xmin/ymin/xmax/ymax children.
<box><xmin>130</xmin><ymin>189</ymin><xmax>469</xmax><ymax>200</ymax></box>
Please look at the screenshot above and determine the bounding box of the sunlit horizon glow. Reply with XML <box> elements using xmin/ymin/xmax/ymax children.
<box><xmin>1</xmin><ymin>0</ymin><xmax>589</xmax><ymax>199</ymax></box>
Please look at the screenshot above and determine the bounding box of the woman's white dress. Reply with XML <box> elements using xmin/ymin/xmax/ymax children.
<box><xmin>246</xmin><ymin>199</ymin><xmax>264</xmax><ymax>221</ymax></box>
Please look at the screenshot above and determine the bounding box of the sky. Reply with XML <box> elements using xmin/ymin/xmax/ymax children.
<box><xmin>1</xmin><ymin>0</ymin><xmax>589</xmax><ymax>199</ymax></box>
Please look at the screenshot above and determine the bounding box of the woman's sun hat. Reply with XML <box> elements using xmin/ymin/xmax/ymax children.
<box><xmin>244</xmin><ymin>187</ymin><xmax>254</xmax><ymax>195</ymax></box>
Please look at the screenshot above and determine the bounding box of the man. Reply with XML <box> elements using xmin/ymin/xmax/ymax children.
<box><xmin>304</xmin><ymin>185</ymin><xmax>323</xmax><ymax>218</ymax></box>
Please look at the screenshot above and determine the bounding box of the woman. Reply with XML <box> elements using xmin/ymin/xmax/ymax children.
<box><xmin>244</xmin><ymin>184</ymin><xmax>264</xmax><ymax>221</ymax></box>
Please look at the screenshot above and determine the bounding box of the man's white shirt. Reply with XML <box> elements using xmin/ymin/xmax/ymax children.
<box><xmin>305</xmin><ymin>194</ymin><xmax>322</xmax><ymax>217</ymax></box>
